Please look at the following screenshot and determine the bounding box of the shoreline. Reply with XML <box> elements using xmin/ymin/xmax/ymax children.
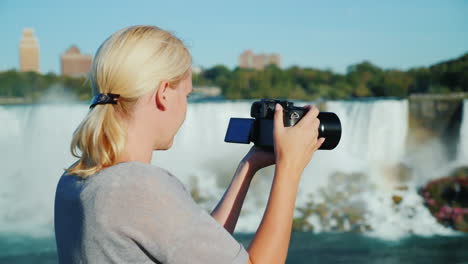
<box><xmin>1</xmin><ymin>93</ymin><xmax>467</xmax><ymax>106</ymax></box>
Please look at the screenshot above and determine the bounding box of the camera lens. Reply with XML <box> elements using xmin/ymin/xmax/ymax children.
<box><xmin>317</xmin><ymin>112</ymin><xmax>342</xmax><ymax>150</ymax></box>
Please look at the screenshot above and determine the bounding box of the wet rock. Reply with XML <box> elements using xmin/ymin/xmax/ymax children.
<box><xmin>292</xmin><ymin>172</ymin><xmax>373</xmax><ymax>233</ymax></box>
<box><xmin>188</xmin><ymin>176</ymin><xmax>211</xmax><ymax>207</ymax></box>
<box><xmin>392</xmin><ymin>195</ymin><xmax>403</xmax><ymax>205</ymax></box>
<box><xmin>395</xmin><ymin>185</ymin><xmax>409</xmax><ymax>191</ymax></box>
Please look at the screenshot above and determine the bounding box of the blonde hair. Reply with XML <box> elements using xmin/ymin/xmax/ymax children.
<box><xmin>67</xmin><ymin>25</ymin><xmax>192</xmax><ymax>177</ymax></box>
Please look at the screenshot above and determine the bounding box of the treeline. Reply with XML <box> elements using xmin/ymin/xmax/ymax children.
<box><xmin>1</xmin><ymin>52</ymin><xmax>466</xmax><ymax>102</ymax></box>
<box><xmin>194</xmin><ymin>52</ymin><xmax>468</xmax><ymax>100</ymax></box>
<box><xmin>0</xmin><ymin>71</ymin><xmax>90</xmax><ymax>101</ymax></box>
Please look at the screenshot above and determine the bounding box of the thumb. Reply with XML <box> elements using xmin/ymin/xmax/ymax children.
<box><xmin>273</xmin><ymin>103</ymin><xmax>284</xmax><ymax>133</ymax></box>
<box><xmin>314</xmin><ymin>137</ymin><xmax>326</xmax><ymax>151</ymax></box>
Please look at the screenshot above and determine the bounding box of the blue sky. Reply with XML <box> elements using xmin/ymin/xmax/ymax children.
<box><xmin>1</xmin><ymin>0</ymin><xmax>467</xmax><ymax>74</ymax></box>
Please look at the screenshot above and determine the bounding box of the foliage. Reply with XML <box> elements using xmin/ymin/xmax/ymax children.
<box><xmin>193</xmin><ymin>52</ymin><xmax>468</xmax><ymax>100</ymax></box>
<box><xmin>1</xmin><ymin>52</ymin><xmax>467</xmax><ymax>102</ymax></box>
<box><xmin>0</xmin><ymin>70</ymin><xmax>91</xmax><ymax>102</ymax></box>
<box><xmin>420</xmin><ymin>167</ymin><xmax>468</xmax><ymax>232</ymax></box>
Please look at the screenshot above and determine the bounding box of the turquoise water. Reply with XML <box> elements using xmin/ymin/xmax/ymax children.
<box><xmin>1</xmin><ymin>233</ymin><xmax>467</xmax><ymax>263</ymax></box>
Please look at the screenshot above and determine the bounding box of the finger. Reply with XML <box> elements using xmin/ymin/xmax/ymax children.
<box><xmin>314</xmin><ymin>137</ymin><xmax>326</xmax><ymax>151</ymax></box>
<box><xmin>312</xmin><ymin>118</ymin><xmax>321</xmax><ymax>131</ymax></box>
<box><xmin>297</xmin><ymin>105</ymin><xmax>319</xmax><ymax>128</ymax></box>
<box><xmin>273</xmin><ymin>103</ymin><xmax>284</xmax><ymax>133</ymax></box>
<box><xmin>305</xmin><ymin>105</ymin><xmax>320</xmax><ymax>119</ymax></box>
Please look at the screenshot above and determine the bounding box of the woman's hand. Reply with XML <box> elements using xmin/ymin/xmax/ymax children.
<box><xmin>273</xmin><ymin>104</ymin><xmax>325</xmax><ymax>180</ymax></box>
<box><xmin>242</xmin><ymin>146</ymin><xmax>276</xmax><ymax>173</ymax></box>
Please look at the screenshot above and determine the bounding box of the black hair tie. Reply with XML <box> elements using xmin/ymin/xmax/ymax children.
<box><xmin>90</xmin><ymin>93</ymin><xmax>120</xmax><ymax>109</ymax></box>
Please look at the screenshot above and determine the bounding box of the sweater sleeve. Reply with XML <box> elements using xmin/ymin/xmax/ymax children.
<box><xmin>101</xmin><ymin>163</ymin><xmax>249</xmax><ymax>264</ymax></box>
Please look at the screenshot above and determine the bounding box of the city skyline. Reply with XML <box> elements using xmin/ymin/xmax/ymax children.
<box><xmin>239</xmin><ymin>50</ymin><xmax>281</xmax><ymax>70</ymax></box>
<box><xmin>1</xmin><ymin>0</ymin><xmax>467</xmax><ymax>74</ymax></box>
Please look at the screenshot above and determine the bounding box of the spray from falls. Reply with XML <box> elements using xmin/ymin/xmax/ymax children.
<box><xmin>1</xmin><ymin>99</ymin><xmax>464</xmax><ymax>239</ymax></box>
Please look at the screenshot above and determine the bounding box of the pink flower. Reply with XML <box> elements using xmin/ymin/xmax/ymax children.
<box><xmin>441</xmin><ymin>205</ymin><xmax>452</xmax><ymax>214</ymax></box>
<box><xmin>427</xmin><ymin>199</ymin><xmax>437</xmax><ymax>206</ymax></box>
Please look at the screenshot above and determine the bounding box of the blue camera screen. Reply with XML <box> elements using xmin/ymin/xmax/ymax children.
<box><xmin>224</xmin><ymin>118</ymin><xmax>254</xmax><ymax>144</ymax></box>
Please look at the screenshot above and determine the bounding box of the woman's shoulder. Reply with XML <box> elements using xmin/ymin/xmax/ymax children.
<box><xmin>74</xmin><ymin>161</ymin><xmax>165</xmax><ymax>180</ymax></box>
<box><xmin>103</xmin><ymin>161</ymin><xmax>174</xmax><ymax>178</ymax></box>
<box><xmin>85</xmin><ymin>161</ymin><xmax>187</xmax><ymax>197</ymax></box>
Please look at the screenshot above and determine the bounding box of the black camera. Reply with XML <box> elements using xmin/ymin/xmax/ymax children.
<box><xmin>224</xmin><ymin>99</ymin><xmax>342</xmax><ymax>150</ymax></box>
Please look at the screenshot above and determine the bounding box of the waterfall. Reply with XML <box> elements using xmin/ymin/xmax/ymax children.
<box><xmin>0</xmin><ymin>104</ymin><xmax>88</xmax><ymax>236</ymax></box>
<box><xmin>312</xmin><ymin>100</ymin><xmax>453</xmax><ymax>239</ymax></box>
<box><xmin>458</xmin><ymin>100</ymin><xmax>468</xmax><ymax>165</ymax></box>
<box><xmin>1</xmin><ymin>99</ymin><xmax>462</xmax><ymax>240</ymax></box>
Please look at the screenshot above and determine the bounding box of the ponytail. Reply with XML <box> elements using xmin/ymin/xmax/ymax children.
<box><xmin>66</xmin><ymin>103</ymin><xmax>127</xmax><ymax>177</ymax></box>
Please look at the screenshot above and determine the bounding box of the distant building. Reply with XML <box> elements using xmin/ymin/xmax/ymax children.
<box><xmin>239</xmin><ymin>50</ymin><xmax>254</xmax><ymax>69</ymax></box>
<box><xmin>193</xmin><ymin>86</ymin><xmax>221</xmax><ymax>97</ymax></box>
<box><xmin>239</xmin><ymin>49</ymin><xmax>281</xmax><ymax>70</ymax></box>
<box><xmin>192</xmin><ymin>65</ymin><xmax>202</xmax><ymax>75</ymax></box>
<box><xmin>60</xmin><ymin>46</ymin><xmax>92</xmax><ymax>77</ymax></box>
<box><xmin>19</xmin><ymin>28</ymin><xmax>40</xmax><ymax>72</ymax></box>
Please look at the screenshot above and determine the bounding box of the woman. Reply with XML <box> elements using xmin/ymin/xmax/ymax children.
<box><xmin>54</xmin><ymin>25</ymin><xmax>324</xmax><ymax>264</ymax></box>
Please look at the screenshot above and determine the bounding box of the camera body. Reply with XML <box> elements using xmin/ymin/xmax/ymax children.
<box><xmin>225</xmin><ymin>99</ymin><xmax>342</xmax><ymax>150</ymax></box>
<box><xmin>251</xmin><ymin>99</ymin><xmax>307</xmax><ymax>126</ymax></box>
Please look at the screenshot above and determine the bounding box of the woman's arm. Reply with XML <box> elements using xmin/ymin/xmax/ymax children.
<box><xmin>248</xmin><ymin>104</ymin><xmax>324</xmax><ymax>264</ymax></box>
<box><xmin>211</xmin><ymin>147</ymin><xmax>275</xmax><ymax>234</ymax></box>
<box><xmin>246</xmin><ymin>163</ymin><xmax>300</xmax><ymax>264</ymax></box>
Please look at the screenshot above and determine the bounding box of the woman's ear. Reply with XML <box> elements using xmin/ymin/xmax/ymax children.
<box><xmin>155</xmin><ymin>81</ymin><xmax>170</xmax><ymax>111</ymax></box>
